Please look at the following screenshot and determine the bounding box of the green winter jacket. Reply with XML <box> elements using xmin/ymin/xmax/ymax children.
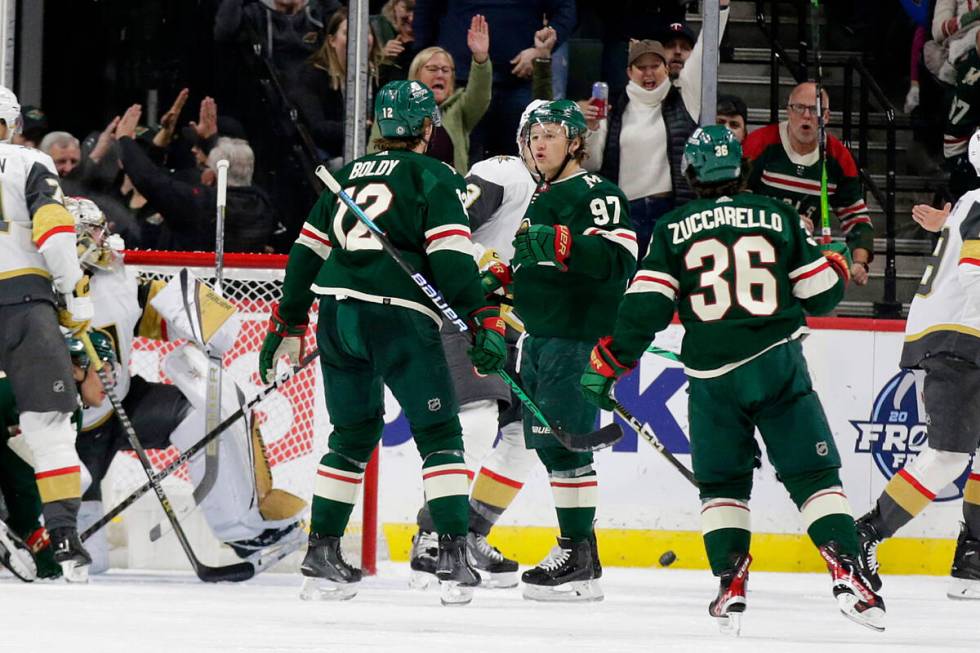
<box><xmin>369</xmin><ymin>58</ymin><xmax>492</xmax><ymax>172</ymax></box>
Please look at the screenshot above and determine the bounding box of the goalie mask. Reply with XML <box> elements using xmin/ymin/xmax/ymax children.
<box><xmin>0</xmin><ymin>85</ymin><xmax>21</xmax><ymax>143</ymax></box>
<box><xmin>65</xmin><ymin>196</ymin><xmax>123</xmax><ymax>270</ymax></box>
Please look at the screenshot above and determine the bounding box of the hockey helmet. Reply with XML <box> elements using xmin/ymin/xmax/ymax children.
<box><xmin>969</xmin><ymin>128</ymin><xmax>980</xmax><ymax>176</ymax></box>
<box><xmin>682</xmin><ymin>125</ymin><xmax>743</xmax><ymax>184</ymax></box>
<box><xmin>67</xmin><ymin>330</ymin><xmax>116</xmax><ymax>372</ymax></box>
<box><xmin>524</xmin><ymin>99</ymin><xmax>588</xmax><ymax>141</ymax></box>
<box><xmin>516</xmin><ymin>99</ymin><xmax>550</xmax><ymax>150</ymax></box>
<box><xmin>0</xmin><ymin>85</ymin><xmax>21</xmax><ymax>143</ymax></box>
<box><xmin>375</xmin><ymin>80</ymin><xmax>442</xmax><ymax>139</ymax></box>
<box><xmin>65</xmin><ymin>196</ymin><xmax>123</xmax><ymax>270</ymax></box>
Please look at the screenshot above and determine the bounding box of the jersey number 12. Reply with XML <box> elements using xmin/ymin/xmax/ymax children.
<box><xmin>332</xmin><ymin>183</ymin><xmax>394</xmax><ymax>251</ymax></box>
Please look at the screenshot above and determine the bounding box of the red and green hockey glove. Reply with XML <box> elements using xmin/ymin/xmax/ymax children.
<box><xmin>258</xmin><ymin>303</ymin><xmax>308</xmax><ymax>383</ymax></box>
<box><xmin>512</xmin><ymin>224</ymin><xmax>572</xmax><ymax>271</ymax></box>
<box><xmin>821</xmin><ymin>241</ymin><xmax>852</xmax><ymax>286</ymax></box>
<box><xmin>467</xmin><ymin>306</ymin><xmax>508</xmax><ymax>374</ymax></box>
<box><xmin>480</xmin><ymin>260</ymin><xmax>513</xmax><ymax>296</ymax></box>
<box><xmin>579</xmin><ymin>336</ymin><xmax>635</xmax><ymax>411</ymax></box>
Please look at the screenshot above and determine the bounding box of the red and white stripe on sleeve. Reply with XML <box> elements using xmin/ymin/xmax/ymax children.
<box><xmin>583</xmin><ymin>226</ymin><xmax>639</xmax><ymax>261</ymax></box>
<box><xmin>790</xmin><ymin>257</ymin><xmax>839</xmax><ymax>299</ymax></box>
<box><xmin>625</xmin><ymin>270</ymin><xmax>679</xmax><ymax>302</ymax></box>
<box><xmin>424</xmin><ymin>224</ymin><xmax>474</xmax><ymax>257</ymax></box>
<box><xmin>837</xmin><ymin>199</ymin><xmax>871</xmax><ymax>233</ymax></box>
<box><xmin>296</xmin><ymin>222</ymin><xmax>333</xmax><ymax>260</ymax></box>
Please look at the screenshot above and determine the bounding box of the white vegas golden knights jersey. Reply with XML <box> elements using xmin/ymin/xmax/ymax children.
<box><xmin>902</xmin><ymin>188</ymin><xmax>980</xmax><ymax>367</ymax></box>
<box><xmin>464</xmin><ymin>155</ymin><xmax>537</xmax><ymax>261</ymax></box>
<box><xmin>0</xmin><ymin>142</ymin><xmax>80</xmax><ymax>304</ymax></box>
<box><xmin>83</xmin><ymin>263</ymin><xmax>167</xmax><ymax>429</ymax></box>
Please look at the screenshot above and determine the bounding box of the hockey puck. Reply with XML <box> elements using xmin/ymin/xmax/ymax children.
<box><xmin>658</xmin><ymin>550</ymin><xmax>677</xmax><ymax>567</ymax></box>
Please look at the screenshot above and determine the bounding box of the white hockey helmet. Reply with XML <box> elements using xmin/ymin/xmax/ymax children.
<box><xmin>0</xmin><ymin>85</ymin><xmax>21</xmax><ymax>143</ymax></box>
<box><xmin>515</xmin><ymin>99</ymin><xmax>550</xmax><ymax>152</ymax></box>
<box><xmin>65</xmin><ymin>196</ymin><xmax>123</xmax><ymax>270</ymax></box>
<box><xmin>969</xmin><ymin>128</ymin><xmax>980</xmax><ymax>176</ymax></box>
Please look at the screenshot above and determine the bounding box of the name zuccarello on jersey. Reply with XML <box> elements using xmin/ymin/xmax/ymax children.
<box><xmin>668</xmin><ymin>205</ymin><xmax>784</xmax><ymax>244</ymax></box>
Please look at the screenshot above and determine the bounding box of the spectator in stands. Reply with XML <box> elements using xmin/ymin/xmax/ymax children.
<box><xmin>716</xmin><ymin>93</ymin><xmax>747</xmax><ymax>143</ymax></box>
<box><xmin>370</xmin><ymin>14</ymin><xmax>491</xmax><ymax>172</ymax></box>
<box><xmin>413</xmin><ymin>0</ymin><xmax>576</xmax><ymax>158</ymax></box>
<box><xmin>39</xmin><ymin>131</ymin><xmax>82</xmax><ymax>177</ymax></box>
<box><xmin>743</xmin><ymin>81</ymin><xmax>874</xmax><ymax>286</ymax></box>
<box><xmin>13</xmin><ymin>106</ymin><xmax>48</xmax><ymax>149</ymax></box>
<box><xmin>214</xmin><ymin>0</ymin><xmax>342</xmax><ymax>84</ymax></box>
<box><xmin>580</xmin><ymin>2</ymin><xmax>729</xmax><ymax>260</ymax></box>
<box><xmin>374</xmin><ymin>0</ymin><xmax>418</xmax><ymax>86</ymax></box>
<box><xmin>661</xmin><ymin>20</ymin><xmax>696</xmax><ymax>81</ymax></box>
<box><xmin>115</xmin><ymin>104</ymin><xmax>277</xmax><ymax>253</ymax></box>
<box><xmin>292</xmin><ymin>8</ymin><xmax>382</xmax><ymax>166</ymax></box>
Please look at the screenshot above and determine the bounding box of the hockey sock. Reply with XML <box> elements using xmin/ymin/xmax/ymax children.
<box><xmin>876</xmin><ymin>447</ymin><xmax>971</xmax><ymax>538</ymax></box>
<box><xmin>784</xmin><ymin>469</ymin><xmax>858</xmax><ymax>556</ymax></box>
<box><xmin>310</xmin><ymin>452</ymin><xmax>365</xmax><ymax>537</ymax></box>
<box><xmin>468</xmin><ymin>421</ymin><xmax>535</xmax><ymax>535</ymax></box>
<box><xmin>963</xmin><ymin>463</ymin><xmax>980</xmax><ymax>539</ymax></box>
<box><xmin>538</xmin><ymin>448</ymin><xmax>597</xmax><ymax>541</ymax></box>
<box><xmin>422</xmin><ymin>452</ymin><xmax>471</xmax><ymax>536</ymax></box>
<box><xmin>700</xmin><ymin>497</ymin><xmax>751</xmax><ymax>575</ymax></box>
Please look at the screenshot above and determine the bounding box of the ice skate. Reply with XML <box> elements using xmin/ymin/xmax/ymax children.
<box><xmin>466</xmin><ymin>531</ymin><xmax>518</xmax><ymax>588</ymax></box>
<box><xmin>708</xmin><ymin>553</ymin><xmax>751</xmax><ymax>636</ymax></box>
<box><xmin>0</xmin><ymin>519</ymin><xmax>37</xmax><ymax>582</ymax></box>
<box><xmin>436</xmin><ymin>534</ymin><xmax>481</xmax><ymax>606</ymax></box>
<box><xmin>299</xmin><ymin>534</ymin><xmax>361</xmax><ymax>601</ymax></box>
<box><xmin>947</xmin><ymin>523</ymin><xmax>980</xmax><ymax>600</ymax></box>
<box><xmin>819</xmin><ymin>542</ymin><xmax>886</xmax><ymax>632</ymax></box>
<box><xmin>522</xmin><ymin>537</ymin><xmax>603</xmax><ymax>602</ymax></box>
<box><xmin>49</xmin><ymin>527</ymin><xmax>92</xmax><ymax>583</ymax></box>
<box><xmin>227</xmin><ymin>521</ymin><xmax>306</xmax><ymax>573</ymax></box>
<box><xmin>408</xmin><ymin>529</ymin><xmax>438</xmax><ymax>590</ymax></box>
<box><xmin>855</xmin><ymin>509</ymin><xmax>884</xmax><ymax>591</ymax></box>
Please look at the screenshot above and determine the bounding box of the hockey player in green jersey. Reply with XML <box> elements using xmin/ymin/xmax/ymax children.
<box><xmin>579</xmin><ymin>125</ymin><xmax>886</xmax><ymax>633</ymax></box>
<box><xmin>504</xmin><ymin>100</ymin><xmax>637</xmax><ymax>602</ymax></box>
<box><xmin>257</xmin><ymin>80</ymin><xmax>507</xmax><ymax>606</ymax></box>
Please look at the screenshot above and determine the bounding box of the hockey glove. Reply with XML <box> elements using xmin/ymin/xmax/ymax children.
<box><xmin>512</xmin><ymin>224</ymin><xmax>572</xmax><ymax>271</ymax></box>
<box><xmin>58</xmin><ymin>275</ymin><xmax>94</xmax><ymax>335</ymax></box>
<box><xmin>467</xmin><ymin>306</ymin><xmax>507</xmax><ymax>375</ymax></box>
<box><xmin>821</xmin><ymin>242</ymin><xmax>852</xmax><ymax>286</ymax></box>
<box><xmin>481</xmin><ymin>260</ymin><xmax>513</xmax><ymax>296</ymax></box>
<box><xmin>579</xmin><ymin>336</ymin><xmax>635</xmax><ymax>411</ymax></box>
<box><xmin>258</xmin><ymin>303</ymin><xmax>308</xmax><ymax>384</ymax></box>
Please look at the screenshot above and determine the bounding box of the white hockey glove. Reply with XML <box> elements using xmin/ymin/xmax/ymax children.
<box><xmin>58</xmin><ymin>276</ymin><xmax>94</xmax><ymax>335</ymax></box>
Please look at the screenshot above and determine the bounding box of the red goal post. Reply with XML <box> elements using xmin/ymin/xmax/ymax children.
<box><xmin>120</xmin><ymin>250</ymin><xmax>379</xmax><ymax>574</ymax></box>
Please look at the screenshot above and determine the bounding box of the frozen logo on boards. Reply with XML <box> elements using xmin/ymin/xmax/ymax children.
<box><xmin>851</xmin><ymin>370</ymin><xmax>971</xmax><ymax>501</ymax></box>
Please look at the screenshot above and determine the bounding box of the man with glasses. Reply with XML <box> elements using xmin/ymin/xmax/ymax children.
<box><xmin>743</xmin><ymin>81</ymin><xmax>874</xmax><ymax>286</ymax></box>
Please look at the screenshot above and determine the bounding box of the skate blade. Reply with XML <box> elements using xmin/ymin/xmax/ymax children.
<box><xmin>522</xmin><ymin>579</ymin><xmax>604</xmax><ymax>603</ymax></box>
<box><xmin>409</xmin><ymin>569</ymin><xmax>437</xmax><ymax>590</ymax></box>
<box><xmin>299</xmin><ymin>576</ymin><xmax>358</xmax><ymax>601</ymax></box>
<box><xmin>440</xmin><ymin>580</ymin><xmax>474</xmax><ymax>606</ymax></box>
<box><xmin>947</xmin><ymin>577</ymin><xmax>980</xmax><ymax>600</ymax></box>
<box><xmin>0</xmin><ymin>530</ymin><xmax>37</xmax><ymax>582</ymax></box>
<box><xmin>248</xmin><ymin>533</ymin><xmax>306</xmax><ymax>574</ymax></box>
<box><xmin>479</xmin><ymin>571</ymin><xmax>518</xmax><ymax>589</ymax></box>
<box><xmin>715</xmin><ymin>612</ymin><xmax>742</xmax><ymax>636</ymax></box>
<box><xmin>60</xmin><ymin>560</ymin><xmax>90</xmax><ymax>584</ymax></box>
<box><xmin>836</xmin><ymin>593</ymin><xmax>885</xmax><ymax>632</ymax></box>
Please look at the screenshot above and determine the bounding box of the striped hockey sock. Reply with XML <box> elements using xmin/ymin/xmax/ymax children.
<box><xmin>800</xmin><ymin>486</ymin><xmax>858</xmax><ymax>556</ymax></box>
<box><xmin>423</xmin><ymin>453</ymin><xmax>471</xmax><ymax>536</ymax></box>
<box><xmin>469</xmin><ymin>467</ymin><xmax>524</xmax><ymax>536</ymax></box>
<box><xmin>701</xmin><ymin>497</ymin><xmax>751</xmax><ymax>575</ymax></box>
<box><xmin>310</xmin><ymin>453</ymin><xmax>364</xmax><ymax>537</ymax></box>
<box><xmin>550</xmin><ymin>470</ymin><xmax>598</xmax><ymax>541</ymax></box>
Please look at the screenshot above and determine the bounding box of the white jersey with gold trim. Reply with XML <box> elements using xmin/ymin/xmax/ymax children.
<box><xmin>464</xmin><ymin>155</ymin><xmax>536</xmax><ymax>261</ymax></box>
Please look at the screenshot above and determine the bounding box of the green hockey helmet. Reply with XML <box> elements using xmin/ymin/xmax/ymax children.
<box><xmin>375</xmin><ymin>80</ymin><xmax>442</xmax><ymax>138</ymax></box>
<box><xmin>682</xmin><ymin>125</ymin><xmax>743</xmax><ymax>183</ymax></box>
<box><xmin>525</xmin><ymin>99</ymin><xmax>588</xmax><ymax>140</ymax></box>
<box><xmin>67</xmin><ymin>331</ymin><xmax>116</xmax><ymax>371</ymax></box>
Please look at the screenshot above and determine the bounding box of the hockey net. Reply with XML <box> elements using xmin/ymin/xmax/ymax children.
<box><xmin>104</xmin><ymin>250</ymin><xmax>378</xmax><ymax>572</ymax></box>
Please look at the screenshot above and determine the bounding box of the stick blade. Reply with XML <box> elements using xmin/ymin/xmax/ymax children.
<box><xmin>198</xmin><ymin>561</ymin><xmax>256</xmax><ymax>583</ymax></box>
<box><xmin>554</xmin><ymin>423</ymin><xmax>624</xmax><ymax>452</ymax></box>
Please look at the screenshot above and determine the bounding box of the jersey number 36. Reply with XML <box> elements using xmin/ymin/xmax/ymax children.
<box><xmin>685</xmin><ymin>236</ymin><xmax>779</xmax><ymax>321</ymax></box>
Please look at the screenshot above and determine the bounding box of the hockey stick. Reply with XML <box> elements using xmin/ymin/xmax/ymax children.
<box><xmin>195</xmin><ymin>158</ymin><xmax>231</xmax><ymax>504</ymax></box>
<box><xmin>80</xmin><ymin>350</ymin><xmax>320</xmax><ymax>542</ymax></box>
<box><xmin>810</xmin><ymin>0</ymin><xmax>831</xmax><ymax>244</ymax></box>
<box><xmin>315</xmin><ymin>165</ymin><xmax>621</xmax><ymax>452</ymax></box>
<box><xmin>611</xmin><ymin>400</ymin><xmax>697</xmax><ymax>487</ymax></box>
<box><xmin>79</xmin><ymin>331</ymin><xmax>254</xmax><ymax>582</ymax></box>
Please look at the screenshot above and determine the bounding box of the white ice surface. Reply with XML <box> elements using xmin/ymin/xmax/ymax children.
<box><xmin>2</xmin><ymin>563</ymin><xmax>974</xmax><ymax>652</ymax></box>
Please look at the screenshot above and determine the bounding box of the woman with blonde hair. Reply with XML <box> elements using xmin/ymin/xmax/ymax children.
<box><xmin>369</xmin><ymin>14</ymin><xmax>491</xmax><ymax>172</ymax></box>
<box><xmin>290</xmin><ymin>7</ymin><xmax>381</xmax><ymax>162</ymax></box>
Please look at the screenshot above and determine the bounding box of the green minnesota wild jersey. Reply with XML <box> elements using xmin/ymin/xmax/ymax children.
<box><xmin>279</xmin><ymin>149</ymin><xmax>485</xmax><ymax>326</ymax></box>
<box><xmin>513</xmin><ymin>171</ymin><xmax>637</xmax><ymax>341</ymax></box>
<box><xmin>608</xmin><ymin>192</ymin><xmax>845</xmax><ymax>377</ymax></box>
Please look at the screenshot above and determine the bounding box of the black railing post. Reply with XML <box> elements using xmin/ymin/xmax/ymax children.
<box><xmin>858</xmin><ymin>74</ymin><xmax>869</xmax><ymax>171</ymax></box>
<box><xmin>843</xmin><ymin>62</ymin><xmax>853</xmax><ymax>148</ymax></box>
<box><xmin>797</xmin><ymin>0</ymin><xmax>809</xmax><ymax>79</ymax></box>
<box><xmin>875</xmin><ymin>112</ymin><xmax>902</xmax><ymax>318</ymax></box>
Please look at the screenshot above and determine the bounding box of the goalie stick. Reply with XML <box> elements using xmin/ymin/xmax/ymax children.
<box><xmin>315</xmin><ymin>165</ymin><xmax>622</xmax><ymax>452</ymax></box>
<box><xmin>80</xmin><ymin>350</ymin><xmax>320</xmax><ymax>542</ymax></box>
<box><xmin>79</xmin><ymin>331</ymin><xmax>254</xmax><ymax>582</ymax></box>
